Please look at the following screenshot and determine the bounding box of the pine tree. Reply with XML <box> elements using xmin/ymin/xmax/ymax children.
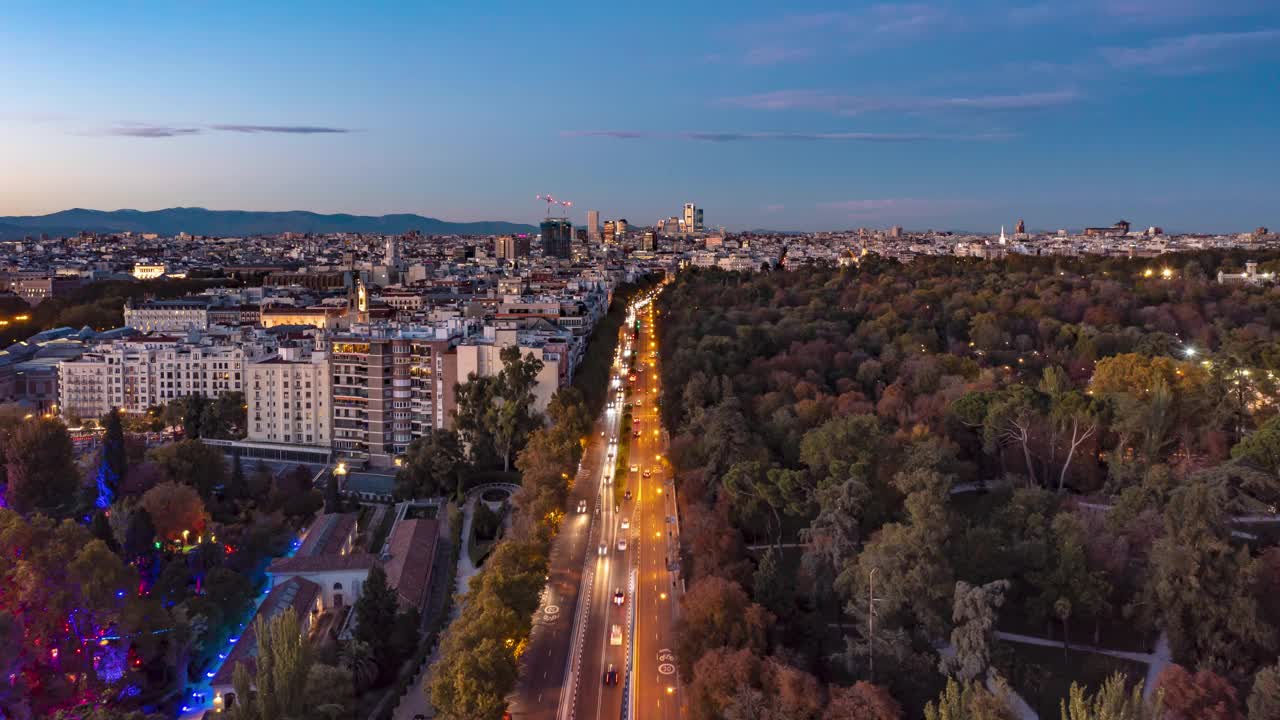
<box><xmin>354</xmin><ymin>565</ymin><xmax>400</xmax><ymax>673</ymax></box>
<box><xmin>324</xmin><ymin>470</ymin><xmax>341</xmax><ymax>514</ymax></box>
<box><xmin>227</xmin><ymin>451</ymin><xmax>248</xmax><ymax>504</ymax></box>
<box><xmin>99</xmin><ymin>407</ymin><xmax>128</xmax><ymax>506</ymax></box>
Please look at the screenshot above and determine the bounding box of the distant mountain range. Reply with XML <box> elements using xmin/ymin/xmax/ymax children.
<box><xmin>0</xmin><ymin>207</ymin><xmax>537</xmax><ymax>239</ymax></box>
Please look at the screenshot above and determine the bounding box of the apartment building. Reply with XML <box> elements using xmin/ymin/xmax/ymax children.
<box><xmin>123</xmin><ymin>299</ymin><xmax>211</xmax><ymax>333</ymax></box>
<box><xmin>246</xmin><ymin>345</ymin><xmax>332</xmax><ymax>447</ymax></box>
<box><xmin>455</xmin><ymin>328</ymin><xmax>565</xmax><ymax>412</ymax></box>
<box><xmin>329</xmin><ymin>330</ymin><xmax>458</xmax><ymax>467</ymax></box>
<box><xmin>58</xmin><ymin>339</ymin><xmax>250</xmax><ymax>419</ymax></box>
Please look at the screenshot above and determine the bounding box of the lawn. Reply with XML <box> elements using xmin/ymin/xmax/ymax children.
<box><xmin>995</xmin><ymin>640</ymin><xmax>1148</xmax><ymax>718</ymax></box>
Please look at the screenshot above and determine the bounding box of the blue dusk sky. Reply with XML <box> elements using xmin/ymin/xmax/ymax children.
<box><xmin>1</xmin><ymin>1</ymin><xmax>1277</xmax><ymax>232</ymax></box>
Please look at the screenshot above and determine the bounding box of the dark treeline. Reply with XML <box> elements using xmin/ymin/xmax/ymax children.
<box><xmin>0</xmin><ymin>275</ymin><xmax>241</xmax><ymax>346</ymax></box>
<box><xmin>657</xmin><ymin>252</ymin><xmax>1280</xmax><ymax>719</ymax></box>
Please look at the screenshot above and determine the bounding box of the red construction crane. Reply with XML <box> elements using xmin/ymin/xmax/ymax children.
<box><xmin>537</xmin><ymin>194</ymin><xmax>573</xmax><ymax>218</ymax></box>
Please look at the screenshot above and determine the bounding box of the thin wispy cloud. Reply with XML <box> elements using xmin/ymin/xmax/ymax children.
<box><xmin>719</xmin><ymin>89</ymin><xmax>1080</xmax><ymax>115</ymax></box>
<box><xmin>210</xmin><ymin>124</ymin><xmax>353</xmax><ymax>134</ymax></box>
<box><xmin>1099</xmin><ymin>0</ymin><xmax>1268</xmax><ymax>22</ymax></box>
<box><xmin>817</xmin><ymin>197</ymin><xmax>976</xmax><ymax>219</ymax></box>
<box><xmin>87</xmin><ymin>122</ymin><xmax>354</xmax><ymax>138</ymax></box>
<box><xmin>742</xmin><ymin>46</ymin><xmax>816</xmax><ymax>66</ymax></box>
<box><xmin>99</xmin><ymin>124</ymin><xmax>203</xmax><ymax>138</ymax></box>
<box><xmin>720</xmin><ymin>4</ymin><xmax>952</xmax><ymax>65</ymax></box>
<box><xmin>1101</xmin><ymin>29</ymin><xmax>1280</xmax><ymax>71</ymax></box>
<box><xmin>562</xmin><ymin>130</ymin><xmax>1010</xmax><ymax>143</ymax></box>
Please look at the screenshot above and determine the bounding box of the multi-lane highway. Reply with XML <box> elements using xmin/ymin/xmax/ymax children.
<box><xmin>510</xmin><ymin>288</ymin><xmax>683</xmax><ymax>720</ymax></box>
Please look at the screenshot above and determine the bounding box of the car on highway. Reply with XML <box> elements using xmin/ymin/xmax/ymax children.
<box><xmin>620</xmin><ymin>517</ymin><xmax>630</xmax><ymax>530</ymax></box>
<box><xmin>617</xmin><ymin>538</ymin><xmax>627</xmax><ymax>551</ymax></box>
<box><xmin>630</xmin><ymin>464</ymin><xmax>638</xmax><ymax>473</ymax></box>
<box><xmin>634</xmin><ymin>431</ymin><xmax>641</xmax><ymax>437</ymax></box>
<box><xmin>598</xmin><ymin>543</ymin><xmax>607</xmax><ymax>556</ymax></box>
<box><xmin>642</xmin><ymin>470</ymin><xmax>651</xmax><ymax>478</ymax></box>
<box><xmin>604</xmin><ymin>664</ymin><xmax>618</xmax><ymax>685</ymax></box>
<box><xmin>613</xmin><ymin>589</ymin><xmax>625</xmax><ymax>606</ymax></box>
<box><xmin>610</xmin><ymin>625</ymin><xmax>623</xmax><ymax>646</ymax></box>
<box><xmin>624</xmin><ymin>489</ymin><xmax>632</xmax><ymax>501</ymax></box>
<box><xmin>577</xmin><ymin>499</ymin><xmax>587</xmax><ymax>513</ymax></box>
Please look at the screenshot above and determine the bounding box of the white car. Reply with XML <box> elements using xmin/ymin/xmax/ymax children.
<box><xmin>617</xmin><ymin>538</ymin><xmax>627</xmax><ymax>551</ymax></box>
<box><xmin>613</xmin><ymin>589</ymin><xmax>625</xmax><ymax>606</ymax></box>
<box><xmin>577</xmin><ymin>499</ymin><xmax>587</xmax><ymax>514</ymax></box>
<box><xmin>610</xmin><ymin>624</ymin><xmax>623</xmax><ymax>646</ymax></box>
<box><xmin>620</xmin><ymin>518</ymin><xmax>629</xmax><ymax>530</ymax></box>
<box><xmin>598</xmin><ymin>543</ymin><xmax>607</xmax><ymax>556</ymax></box>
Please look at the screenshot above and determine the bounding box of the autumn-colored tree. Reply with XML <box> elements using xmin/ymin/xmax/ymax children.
<box><xmin>1157</xmin><ymin>664</ymin><xmax>1243</xmax><ymax>720</ymax></box>
<box><xmin>140</xmin><ymin>481</ymin><xmax>209</xmax><ymax>542</ymax></box>
<box><xmin>675</xmin><ymin>576</ymin><xmax>772</xmax><ymax>679</ymax></box>
<box><xmin>827</xmin><ymin>681</ymin><xmax>904</xmax><ymax>719</ymax></box>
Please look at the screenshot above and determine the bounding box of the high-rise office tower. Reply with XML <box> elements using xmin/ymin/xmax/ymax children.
<box><xmin>641</xmin><ymin>230</ymin><xmax>657</xmax><ymax>251</ymax></box>
<box><xmin>495</xmin><ymin>234</ymin><xmax>530</xmax><ymax>261</ymax></box>
<box><xmin>540</xmin><ymin>218</ymin><xmax>573</xmax><ymax>259</ymax></box>
<box><xmin>602</xmin><ymin>220</ymin><xmax>616</xmax><ymax>245</ymax></box>
<box><xmin>385</xmin><ymin>235</ymin><xmax>400</xmax><ymax>268</ymax></box>
<box><xmin>587</xmin><ymin>210</ymin><xmax>600</xmax><ymax>243</ymax></box>
<box><xmin>683</xmin><ymin>203</ymin><xmax>704</xmax><ymax>233</ymax></box>
<box><xmin>616</xmin><ymin>219</ymin><xmax>628</xmax><ymax>239</ymax></box>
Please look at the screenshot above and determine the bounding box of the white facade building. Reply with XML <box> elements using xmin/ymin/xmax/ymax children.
<box><xmin>246</xmin><ymin>347</ymin><xmax>332</xmax><ymax>448</ymax></box>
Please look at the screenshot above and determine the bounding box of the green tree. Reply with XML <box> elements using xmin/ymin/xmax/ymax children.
<box><xmin>752</xmin><ymin>545</ymin><xmax>794</xmax><ymax>621</ymax></box>
<box><xmin>1233</xmin><ymin>414</ymin><xmax>1280</xmax><ymax>477</ymax></box>
<box><xmin>354</xmin><ymin>565</ymin><xmax>400</xmax><ymax>676</ymax></box>
<box><xmin>324</xmin><ymin>468</ymin><xmax>341</xmax><ymax>513</ymax></box>
<box><xmin>339</xmin><ymin>640</ymin><xmax>379</xmax><ymax>692</ymax></box>
<box><xmin>925</xmin><ymin>678</ymin><xmax>1015</xmax><ymax>720</ymax></box>
<box><xmin>1029</xmin><ymin>513</ymin><xmax>1112</xmax><ymax>648</ymax></box>
<box><xmin>1247</xmin><ymin>661</ymin><xmax>1280</xmax><ymax>720</ymax></box>
<box><xmin>843</xmin><ymin>476</ymin><xmax>954</xmax><ymax>640</ymax></box>
<box><xmin>230</xmin><ymin>609</ymin><xmax>312</xmax><ymax>720</ymax></box>
<box><xmin>1060</xmin><ymin>673</ymin><xmax>1157</xmax><ymax>720</ymax></box>
<box><xmin>227</xmin><ymin>451</ymin><xmax>248</xmax><ymax>505</ymax></box>
<box><xmin>101</xmin><ymin>406</ymin><xmax>128</xmax><ymax>502</ymax></box>
<box><xmin>3</xmin><ymin>415</ymin><xmax>78</xmax><ymax>516</ymax></box>
<box><xmin>492</xmin><ymin>346</ymin><xmax>544</xmax><ymax>472</ymax></box>
<box><xmin>984</xmin><ymin>385</ymin><xmax>1045</xmax><ymax>487</ymax></box>
<box><xmin>941</xmin><ymin>580</ymin><xmax>1010</xmax><ymax>683</ymax></box>
<box><xmin>454</xmin><ymin>375</ymin><xmax>499</xmax><ymax>467</ymax></box>
<box><xmin>303</xmin><ymin>663</ymin><xmax>355</xmax><ymax>718</ymax></box>
<box><xmin>1144</xmin><ymin>482</ymin><xmax>1275</xmax><ymax>679</ymax></box>
<box><xmin>395</xmin><ymin>429</ymin><xmax>467</xmax><ymax>500</ymax></box>
<box><xmin>147</xmin><ymin>439</ymin><xmax>227</xmax><ymax>498</ymax></box>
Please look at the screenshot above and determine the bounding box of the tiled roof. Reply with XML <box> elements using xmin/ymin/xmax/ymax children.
<box><xmin>382</xmin><ymin>518</ymin><xmax>439</xmax><ymax>612</ymax></box>
<box><xmin>295</xmin><ymin>512</ymin><xmax>357</xmax><ymax>558</ymax></box>
<box><xmin>211</xmin><ymin>576</ymin><xmax>321</xmax><ymax>686</ymax></box>
<box><xmin>268</xmin><ymin>552</ymin><xmax>377</xmax><ymax>575</ymax></box>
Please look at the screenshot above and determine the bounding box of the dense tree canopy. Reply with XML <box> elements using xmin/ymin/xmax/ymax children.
<box><xmin>655</xmin><ymin>255</ymin><xmax>1280</xmax><ymax>715</ymax></box>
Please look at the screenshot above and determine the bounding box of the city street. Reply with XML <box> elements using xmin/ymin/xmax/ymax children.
<box><xmin>511</xmin><ymin>289</ymin><xmax>683</xmax><ymax>720</ymax></box>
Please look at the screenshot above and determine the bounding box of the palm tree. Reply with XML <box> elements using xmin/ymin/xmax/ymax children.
<box><xmin>339</xmin><ymin>640</ymin><xmax>378</xmax><ymax>692</ymax></box>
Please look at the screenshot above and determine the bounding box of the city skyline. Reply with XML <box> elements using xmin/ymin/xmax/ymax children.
<box><xmin>2</xmin><ymin>1</ymin><xmax>1278</xmax><ymax>232</ymax></box>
